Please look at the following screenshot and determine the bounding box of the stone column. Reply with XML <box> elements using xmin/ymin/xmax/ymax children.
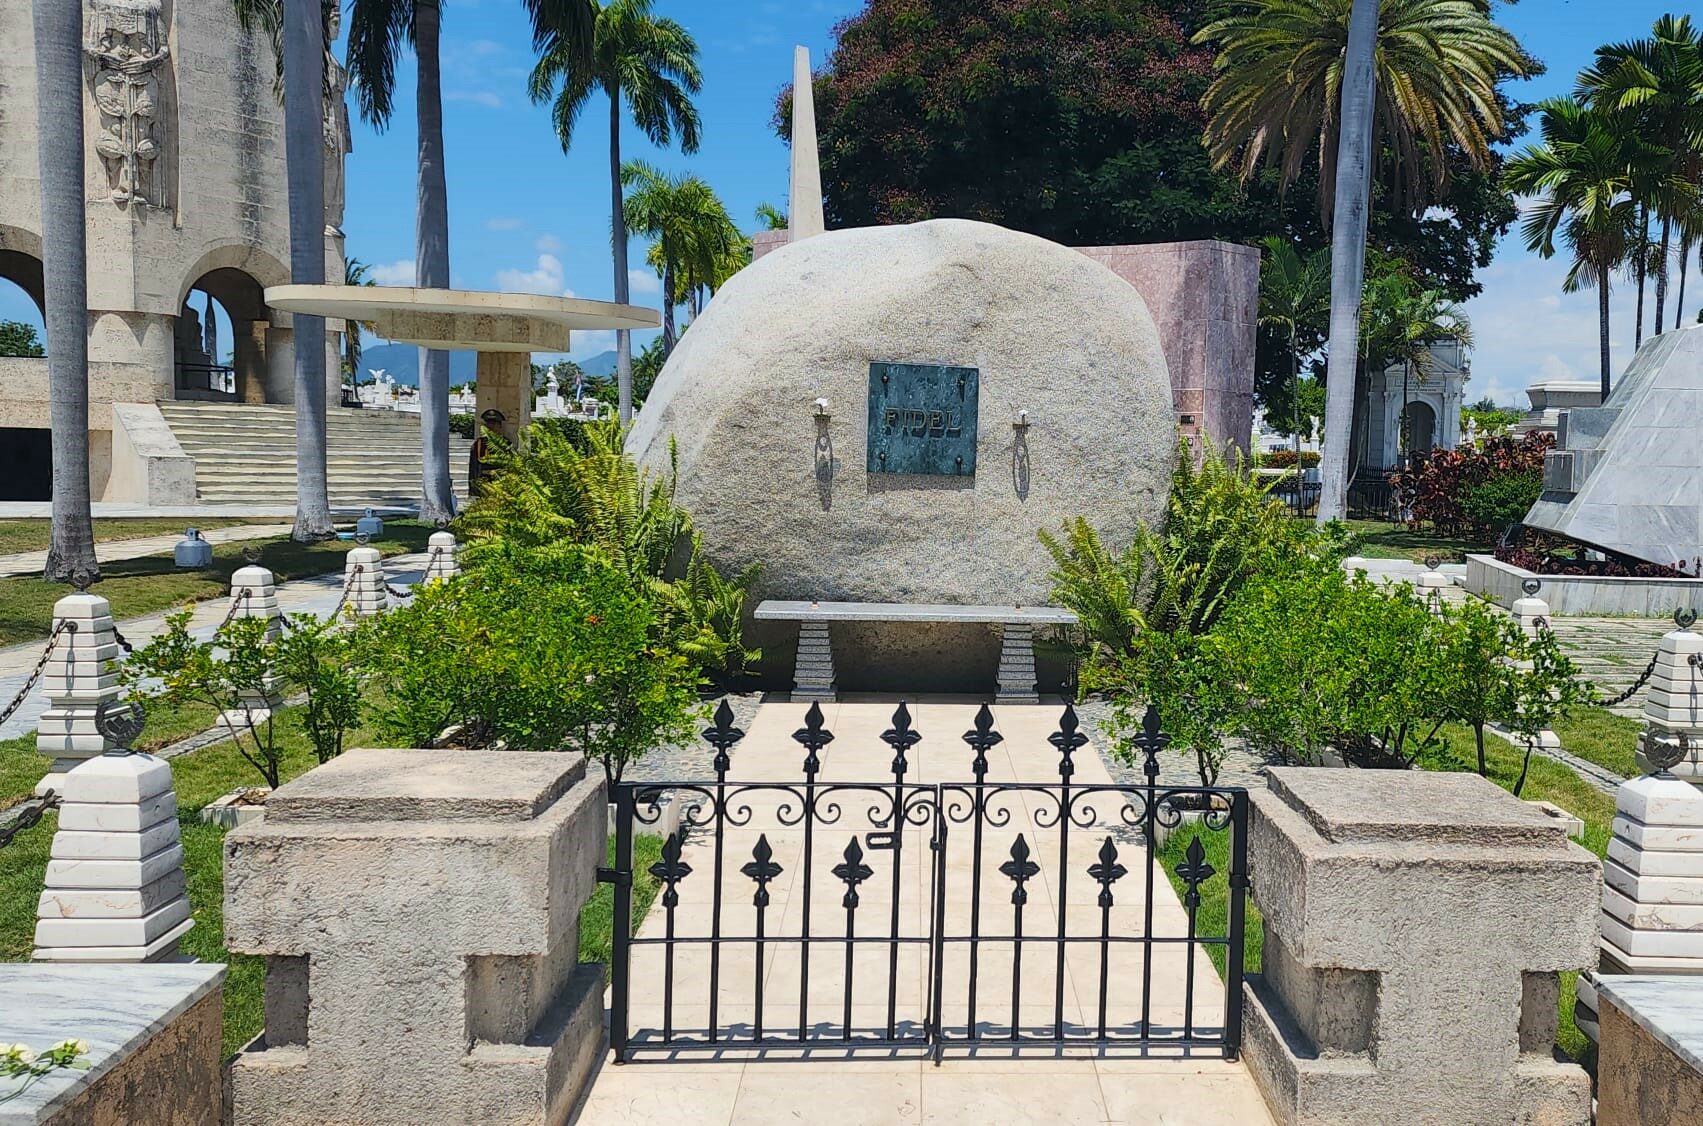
<box><xmin>227</xmin><ymin>565</ymin><xmax>283</xmax><ymax>719</ymax></box>
<box><xmin>994</xmin><ymin>623</ymin><xmax>1040</xmax><ymax>704</ymax></box>
<box><xmin>224</xmin><ymin>748</ymin><xmax>607</xmax><ymax>1125</ymax></box>
<box><xmin>474</xmin><ymin>351</ymin><xmax>532</xmax><ymax>445</ymax></box>
<box><xmin>421</xmin><ymin>530</ymin><xmax>460</xmax><ymax>584</ymax></box>
<box><xmin>235</xmin><ymin>321</ymin><xmax>268</xmax><ymax>404</ymax></box>
<box><xmin>342</xmin><ymin>546</ymin><xmax>387</xmax><ymax>618</ymax></box>
<box><xmin>792</xmin><ymin>620</ymin><xmax>837</xmax><ymax>701</ymax></box>
<box><xmin>264</xmin><ymin>326</ymin><xmax>295</xmax><ymax>405</ymax></box>
<box><xmin>1241</xmin><ymin>769</ymin><xmax>1598</xmax><ymax>1126</ymax></box>
<box><xmin>34</xmin><ymin>750</ymin><xmax>194</xmax><ymax>963</ymax></box>
<box><xmin>35</xmin><ymin>593</ymin><xmax>125</xmax><ymax>786</ymax></box>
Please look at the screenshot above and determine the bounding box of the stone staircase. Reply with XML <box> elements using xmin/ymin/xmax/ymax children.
<box><xmin>155</xmin><ymin>401</ymin><xmax>473</xmax><ymax>509</ymax></box>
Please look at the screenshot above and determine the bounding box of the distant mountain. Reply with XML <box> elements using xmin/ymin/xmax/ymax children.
<box><xmin>355</xmin><ymin>345</ymin><xmax>620</xmax><ymax>386</ymax></box>
<box><xmin>356</xmin><ymin>344</ymin><xmax>476</xmax><ymax>387</ymax></box>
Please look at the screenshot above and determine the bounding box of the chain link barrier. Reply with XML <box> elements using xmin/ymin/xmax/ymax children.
<box><xmin>0</xmin><ymin>790</ymin><xmax>60</xmax><ymax>849</ymax></box>
<box><xmin>219</xmin><ymin>587</ymin><xmax>252</xmax><ymax>628</ymax></box>
<box><xmin>0</xmin><ymin>620</ymin><xmax>76</xmax><ymax>730</ymax></box>
<box><xmin>331</xmin><ymin>564</ymin><xmax>361</xmax><ymax>618</ymax></box>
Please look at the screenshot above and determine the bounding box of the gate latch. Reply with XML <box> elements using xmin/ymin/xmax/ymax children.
<box><xmin>864</xmin><ymin>831</ymin><xmax>897</xmax><ymax>851</ymax></box>
<box><xmin>597</xmin><ymin>867</ymin><xmax>632</xmax><ymax>887</ymax></box>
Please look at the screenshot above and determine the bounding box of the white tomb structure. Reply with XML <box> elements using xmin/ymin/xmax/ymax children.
<box><xmin>1359</xmin><ymin>336</ymin><xmax>1470</xmax><ymax>470</ymax></box>
<box><xmin>35</xmin><ymin>593</ymin><xmax>125</xmax><ymax>789</ymax></box>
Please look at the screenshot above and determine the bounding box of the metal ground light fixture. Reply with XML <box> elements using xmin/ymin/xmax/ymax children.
<box><xmin>174</xmin><ymin>528</ymin><xmax>213</xmax><ymax>569</ymax></box>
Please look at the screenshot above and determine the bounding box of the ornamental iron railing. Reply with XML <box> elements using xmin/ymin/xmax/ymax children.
<box><xmin>605</xmin><ymin>701</ymin><xmax>1249</xmax><ymax>1063</ymax></box>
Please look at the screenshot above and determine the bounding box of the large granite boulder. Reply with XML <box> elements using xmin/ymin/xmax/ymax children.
<box><xmin>627</xmin><ymin>219</ymin><xmax>1176</xmax><ymax>688</ymax></box>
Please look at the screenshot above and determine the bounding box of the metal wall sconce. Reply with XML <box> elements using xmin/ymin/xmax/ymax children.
<box><xmin>1013</xmin><ymin>409</ymin><xmax>1032</xmax><ymax>431</ymax></box>
<box><xmin>813</xmin><ymin>397</ymin><xmax>832</xmax><ymax>419</ymax></box>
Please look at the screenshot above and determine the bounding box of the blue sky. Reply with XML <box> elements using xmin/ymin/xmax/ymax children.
<box><xmin>1</xmin><ymin>1</ymin><xmax>1694</xmax><ymax>405</ymax></box>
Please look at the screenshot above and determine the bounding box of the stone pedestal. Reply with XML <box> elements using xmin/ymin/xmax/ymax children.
<box><xmin>34</xmin><ymin>753</ymin><xmax>193</xmax><ymax>963</ymax></box>
<box><xmin>792</xmin><ymin>620</ymin><xmax>837</xmax><ymax>701</ymax></box>
<box><xmin>1594</xmin><ymin>976</ymin><xmax>1703</xmax><ymax>1126</ymax></box>
<box><xmin>994</xmin><ymin>623</ymin><xmax>1040</xmax><ymax>704</ymax></box>
<box><xmin>224</xmin><ymin>748</ymin><xmax>607</xmax><ymax>1126</ymax></box>
<box><xmin>1512</xmin><ymin>592</ymin><xmax>1550</xmax><ymax>638</ymax></box>
<box><xmin>1635</xmin><ymin>622</ymin><xmax>1702</xmax><ymax>782</ymax></box>
<box><xmin>35</xmin><ymin>594</ymin><xmax>124</xmax><ymax>785</ymax></box>
<box><xmin>422</xmin><ymin>530</ymin><xmax>461</xmax><ymax>584</ymax></box>
<box><xmin>342</xmin><ymin>545</ymin><xmax>387</xmax><ymax>618</ymax></box>
<box><xmin>1241</xmin><ymin>769</ymin><xmax>1598</xmax><ymax>1126</ymax></box>
<box><xmin>227</xmin><ymin>565</ymin><xmax>283</xmax><ymax>720</ymax></box>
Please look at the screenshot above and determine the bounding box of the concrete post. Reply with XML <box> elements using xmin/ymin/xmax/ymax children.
<box><xmin>227</xmin><ymin>565</ymin><xmax>284</xmax><ymax>720</ymax></box>
<box><xmin>224</xmin><ymin>749</ymin><xmax>607</xmax><ymax>1125</ymax></box>
<box><xmin>792</xmin><ymin>620</ymin><xmax>837</xmax><ymax>701</ymax></box>
<box><xmin>994</xmin><ymin>623</ymin><xmax>1040</xmax><ymax>704</ymax></box>
<box><xmin>1635</xmin><ymin>617</ymin><xmax>1703</xmax><ymax>781</ymax></box>
<box><xmin>421</xmin><ymin>530</ymin><xmax>460</xmax><ymax>584</ymax></box>
<box><xmin>35</xmin><ymin>593</ymin><xmax>125</xmax><ymax>786</ymax></box>
<box><xmin>342</xmin><ymin>545</ymin><xmax>387</xmax><ymax>618</ymax></box>
<box><xmin>34</xmin><ymin>750</ymin><xmax>193</xmax><ymax>962</ymax></box>
<box><xmin>1241</xmin><ymin>769</ymin><xmax>1599</xmax><ymax>1125</ymax></box>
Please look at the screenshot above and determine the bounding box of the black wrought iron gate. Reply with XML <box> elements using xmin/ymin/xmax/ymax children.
<box><xmin>605</xmin><ymin>702</ymin><xmax>1248</xmax><ymax>1062</ymax></box>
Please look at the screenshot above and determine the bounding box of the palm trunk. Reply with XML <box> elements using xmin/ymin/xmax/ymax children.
<box><xmin>610</xmin><ymin>92</ymin><xmax>633</xmax><ymax>424</ymax></box>
<box><xmin>283</xmin><ymin>0</ymin><xmax>332</xmax><ymax>540</ymax></box>
<box><xmin>1676</xmin><ymin>234</ymin><xmax>1691</xmax><ymax>332</ymax></box>
<box><xmin>1634</xmin><ymin>203</ymin><xmax>1648</xmax><ymax>349</ymax></box>
<box><xmin>414</xmin><ymin>0</ymin><xmax>455</xmax><ymax>521</ymax></box>
<box><xmin>1315</xmin><ymin>0</ymin><xmax>1380</xmax><ymax>525</ymax></box>
<box><xmin>1654</xmin><ymin>213</ymin><xmax>1672</xmax><ymax>336</ymax></box>
<box><xmin>661</xmin><ymin>254</ymin><xmax>677</xmax><ymax>355</ymax></box>
<box><xmin>32</xmin><ymin>0</ymin><xmax>97</xmax><ymax>583</ymax></box>
<box><xmin>1598</xmin><ymin>272</ymin><xmax>1612</xmax><ymax>400</ymax></box>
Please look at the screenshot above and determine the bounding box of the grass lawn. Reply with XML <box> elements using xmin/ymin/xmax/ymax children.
<box><xmin>1</xmin><ymin>706</ymin><xmax>656</xmax><ymax>1056</ymax></box>
<box><xmin>0</xmin><ymin>518</ymin><xmax>255</xmax><ymax>558</ymax></box>
<box><xmin>0</xmin><ymin>523</ymin><xmax>430</xmax><ymax>646</ymax></box>
<box><xmin>1343</xmin><ymin>518</ymin><xmax>1489</xmax><ymax>563</ymax></box>
<box><xmin>0</xmin><ymin>696</ymin><xmax>222</xmax><ymax>811</ymax></box>
<box><xmin>1552</xmin><ymin>707</ymin><xmax>1642</xmax><ymax>779</ymax></box>
<box><xmin>1167</xmin><ymin>723</ymin><xmax>1613</xmax><ymax>1062</ymax></box>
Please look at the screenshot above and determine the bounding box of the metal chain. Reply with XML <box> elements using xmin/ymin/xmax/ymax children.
<box><xmin>383</xmin><ymin>581</ymin><xmax>414</xmax><ymax>600</ymax></box>
<box><xmin>0</xmin><ymin>790</ymin><xmax>60</xmax><ymax>849</ymax></box>
<box><xmin>331</xmin><ymin>564</ymin><xmax>361</xmax><ymax>617</ymax></box>
<box><xmin>1595</xmin><ymin>651</ymin><xmax>1659</xmax><ymax>709</ymax></box>
<box><xmin>111</xmin><ymin>626</ymin><xmax>133</xmax><ymax>655</ymax></box>
<box><xmin>0</xmin><ymin>620</ymin><xmax>76</xmax><ymax>729</ymax></box>
<box><xmin>219</xmin><ymin>587</ymin><xmax>252</xmax><ymax>628</ymax></box>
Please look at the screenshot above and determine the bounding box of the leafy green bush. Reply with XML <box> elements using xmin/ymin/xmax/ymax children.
<box><xmin>354</xmin><ymin>543</ymin><xmax>702</xmax><ymax>781</ymax></box>
<box><xmin>274</xmin><ymin>614</ymin><xmax>362</xmax><ymax>765</ymax></box>
<box><xmin>458</xmin><ymin>418</ymin><xmax>757</xmax><ymax>684</ymax></box>
<box><xmin>449</xmin><ymin>413</ymin><xmax>476</xmax><ymax>440</ymax></box>
<box><xmin>1257</xmin><ymin>448</ymin><xmax>1319</xmax><ymax>470</ymax></box>
<box><xmin>1459</xmin><ymin>469</ymin><xmax>1542</xmax><ymax>538</ymax></box>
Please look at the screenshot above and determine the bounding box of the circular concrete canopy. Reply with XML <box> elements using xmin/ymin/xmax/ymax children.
<box><xmin>263</xmin><ymin>285</ymin><xmax>660</xmax><ymax>352</ymax></box>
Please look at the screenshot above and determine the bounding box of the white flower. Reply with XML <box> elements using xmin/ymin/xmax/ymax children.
<box><xmin>2</xmin><ymin>1043</ymin><xmax>31</xmax><ymax>1061</ymax></box>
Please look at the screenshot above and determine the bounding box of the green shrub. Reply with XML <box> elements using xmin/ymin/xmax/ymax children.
<box><xmin>1258</xmin><ymin>448</ymin><xmax>1319</xmax><ymax>470</ymax></box>
<box><xmin>274</xmin><ymin>614</ymin><xmax>362</xmax><ymax>765</ymax></box>
<box><xmin>354</xmin><ymin>542</ymin><xmax>702</xmax><ymax>781</ymax></box>
<box><xmin>449</xmin><ymin>413</ymin><xmax>476</xmax><ymax>439</ymax></box>
<box><xmin>1459</xmin><ymin>469</ymin><xmax>1543</xmax><ymax>537</ymax></box>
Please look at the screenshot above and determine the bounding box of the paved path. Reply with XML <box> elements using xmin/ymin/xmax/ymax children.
<box><xmin>0</xmin><ymin>552</ymin><xmax>428</xmax><ymax>741</ymax></box>
<box><xmin>0</xmin><ymin>503</ymin><xmax>415</xmax><ymax>519</ymax></box>
<box><xmin>0</xmin><ymin>524</ymin><xmax>296</xmax><ymax>578</ymax></box>
<box><xmin>578</xmin><ymin>699</ymin><xmax>1272</xmax><ymax>1126</ymax></box>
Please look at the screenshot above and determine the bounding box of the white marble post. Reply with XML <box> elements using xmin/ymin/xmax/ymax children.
<box><xmin>35</xmin><ymin>594</ymin><xmax>124</xmax><ymax>789</ymax></box>
<box><xmin>1417</xmin><ymin>557</ymin><xmax>1450</xmax><ymax>615</ymax></box>
<box><xmin>1636</xmin><ymin>619</ymin><xmax>1703</xmax><ymax>782</ymax></box>
<box><xmin>421</xmin><ymin>531</ymin><xmax>461</xmax><ymax>584</ymax></box>
<box><xmin>34</xmin><ymin>752</ymin><xmax>193</xmax><ymax>963</ymax></box>
<box><xmin>343</xmin><ymin>546</ymin><xmax>387</xmax><ymax>618</ymax></box>
<box><xmin>227</xmin><ymin>565</ymin><xmax>283</xmax><ymax>721</ymax></box>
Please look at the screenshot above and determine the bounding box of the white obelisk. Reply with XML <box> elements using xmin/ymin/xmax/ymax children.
<box><xmin>789</xmin><ymin>45</ymin><xmax>826</xmax><ymax>242</ymax></box>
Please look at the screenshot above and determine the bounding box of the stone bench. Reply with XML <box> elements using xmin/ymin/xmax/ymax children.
<box><xmin>754</xmin><ymin>600</ymin><xmax>1078</xmax><ymax>704</ymax></box>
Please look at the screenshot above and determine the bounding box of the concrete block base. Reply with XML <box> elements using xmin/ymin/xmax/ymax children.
<box><xmin>1244</xmin><ymin>977</ymin><xmax>1591</xmax><ymax>1126</ymax></box>
<box><xmin>229</xmin><ymin>963</ymin><xmax>605</xmax><ymax>1126</ymax></box>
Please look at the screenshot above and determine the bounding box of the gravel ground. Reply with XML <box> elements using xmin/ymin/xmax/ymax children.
<box><xmin>620</xmin><ymin>690</ymin><xmax>767</xmax><ymax>783</ymax></box>
<box><xmin>1073</xmin><ymin>697</ymin><xmax>1277</xmax><ymax>792</ymax></box>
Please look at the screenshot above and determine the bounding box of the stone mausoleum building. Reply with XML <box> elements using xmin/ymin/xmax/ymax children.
<box><xmin>0</xmin><ymin>0</ymin><xmax>353</xmax><ymax>503</ymax></box>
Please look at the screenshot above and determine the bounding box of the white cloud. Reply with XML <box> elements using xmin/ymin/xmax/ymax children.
<box><xmin>569</xmin><ymin>330</ymin><xmax>617</xmax><ymax>360</ymax></box>
<box><xmin>627</xmin><ymin>268</ymin><xmax>662</xmax><ymax>295</ymax></box>
<box><xmin>445</xmin><ymin>90</ymin><xmax>503</xmax><ymax>109</ymax></box>
<box><xmin>485</xmin><ymin>216</ymin><xmax>524</xmax><ymax>231</ymax></box>
<box><xmin>369</xmin><ymin>258</ymin><xmax>416</xmax><ymax>286</ymax></box>
<box><xmin>495</xmin><ymin>253</ymin><xmax>567</xmax><ymax>295</ymax></box>
<box><xmin>535</xmin><ymin>234</ymin><xmax>564</xmax><ymax>254</ymax></box>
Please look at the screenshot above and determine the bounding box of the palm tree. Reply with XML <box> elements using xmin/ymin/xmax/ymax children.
<box><xmin>1383</xmin><ymin>285</ymin><xmax>1472</xmax><ymax>466</ymax></box>
<box><xmin>31</xmin><ymin>0</ymin><xmax>98</xmax><ymax>582</ymax></box>
<box><xmin>623</xmin><ymin>162</ymin><xmax>738</xmax><ymax>354</ymax></box>
<box><xmin>346</xmin><ymin>2</ymin><xmax>593</xmax><ymax>519</ymax></box>
<box><xmin>1194</xmin><ymin>0</ymin><xmax>1531</xmax><ymax>221</ymax></box>
<box><xmin>1578</xmin><ymin>15</ymin><xmax>1703</xmax><ymax>339</ymax></box>
<box><xmin>1505</xmin><ymin>98</ymin><xmax>1641</xmax><ymax>398</ymax></box>
<box><xmin>529</xmin><ymin>0</ymin><xmax>702</xmax><ymax>424</ymax></box>
<box><xmin>755</xmin><ymin>201</ymin><xmax>787</xmax><ymax>231</ymax></box>
<box><xmin>342</xmin><ymin>258</ymin><xmax>377</xmax><ymax>381</ymax></box>
<box><xmin>1257</xmin><ymin>237</ymin><xmax>1329</xmax><ymax>508</ymax></box>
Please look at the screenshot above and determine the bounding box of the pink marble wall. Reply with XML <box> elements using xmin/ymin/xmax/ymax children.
<box><xmin>750</xmin><ymin>232</ymin><xmax>1258</xmax><ymax>450</ymax></box>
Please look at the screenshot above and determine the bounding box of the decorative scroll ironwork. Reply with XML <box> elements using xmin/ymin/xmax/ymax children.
<box><xmin>605</xmin><ymin>700</ymin><xmax>1249</xmax><ymax>1063</ymax></box>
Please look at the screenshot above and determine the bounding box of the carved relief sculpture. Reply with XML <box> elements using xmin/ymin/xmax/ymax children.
<box><xmin>85</xmin><ymin>0</ymin><xmax>170</xmax><ymax>207</ymax></box>
<box><xmin>323</xmin><ymin>5</ymin><xmax>352</xmax><ymax>235</ymax></box>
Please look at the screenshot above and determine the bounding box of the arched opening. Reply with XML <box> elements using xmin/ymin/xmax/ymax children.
<box><xmin>178</xmin><ymin>267</ymin><xmax>267</xmax><ymax>401</ymax></box>
<box><xmin>1401</xmin><ymin>400</ymin><xmax>1437</xmax><ymax>463</ymax></box>
<box><xmin>0</xmin><ymin>249</ymin><xmax>47</xmax><ymax>355</ymax></box>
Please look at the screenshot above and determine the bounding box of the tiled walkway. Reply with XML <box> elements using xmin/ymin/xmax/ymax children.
<box><xmin>0</xmin><ymin>524</ymin><xmax>295</xmax><ymax>578</ymax></box>
<box><xmin>577</xmin><ymin>700</ymin><xmax>1271</xmax><ymax>1125</ymax></box>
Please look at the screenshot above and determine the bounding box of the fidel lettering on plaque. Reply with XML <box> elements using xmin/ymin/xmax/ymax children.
<box><xmin>866</xmin><ymin>362</ymin><xmax>979</xmax><ymax>476</ymax></box>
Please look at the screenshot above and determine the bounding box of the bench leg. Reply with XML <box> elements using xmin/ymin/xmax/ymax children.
<box><xmin>995</xmin><ymin>623</ymin><xmax>1040</xmax><ymax>705</ymax></box>
<box><xmin>792</xmin><ymin>621</ymin><xmax>838</xmax><ymax>702</ymax></box>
